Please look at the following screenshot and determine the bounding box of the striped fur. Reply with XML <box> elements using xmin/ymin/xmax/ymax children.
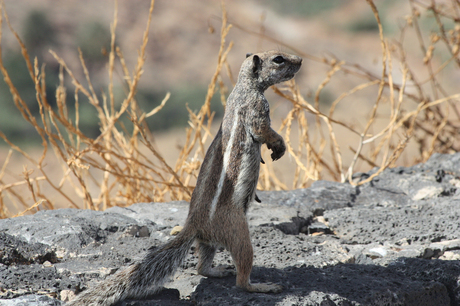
<box><xmin>66</xmin><ymin>51</ymin><xmax>301</xmax><ymax>305</ymax></box>
<box><xmin>209</xmin><ymin>112</ymin><xmax>240</xmax><ymax>219</ymax></box>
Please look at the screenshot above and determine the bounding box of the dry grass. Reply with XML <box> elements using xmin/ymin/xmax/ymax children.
<box><xmin>0</xmin><ymin>0</ymin><xmax>459</xmax><ymax>218</ymax></box>
<box><xmin>258</xmin><ymin>0</ymin><xmax>460</xmax><ymax>189</ymax></box>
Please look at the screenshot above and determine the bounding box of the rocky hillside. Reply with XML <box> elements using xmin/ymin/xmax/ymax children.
<box><xmin>1</xmin><ymin>153</ymin><xmax>459</xmax><ymax>305</ymax></box>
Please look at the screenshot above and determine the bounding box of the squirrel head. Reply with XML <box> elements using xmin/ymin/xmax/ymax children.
<box><xmin>239</xmin><ymin>51</ymin><xmax>302</xmax><ymax>91</ymax></box>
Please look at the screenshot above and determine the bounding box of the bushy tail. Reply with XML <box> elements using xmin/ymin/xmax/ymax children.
<box><xmin>66</xmin><ymin>228</ymin><xmax>196</xmax><ymax>306</ymax></box>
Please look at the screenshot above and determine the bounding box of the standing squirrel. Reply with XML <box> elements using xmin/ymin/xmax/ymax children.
<box><xmin>67</xmin><ymin>50</ymin><xmax>302</xmax><ymax>305</ymax></box>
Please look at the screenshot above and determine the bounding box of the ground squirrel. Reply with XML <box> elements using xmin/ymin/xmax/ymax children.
<box><xmin>67</xmin><ymin>50</ymin><xmax>302</xmax><ymax>305</ymax></box>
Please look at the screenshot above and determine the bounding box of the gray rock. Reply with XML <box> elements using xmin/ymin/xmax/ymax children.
<box><xmin>1</xmin><ymin>153</ymin><xmax>460</xmax><ymax>305</ymax></box>
<box><xmin>0</xmin><ymin>294</ymin><xmax>61</xmax><ymax>306</ymax></box>
<box><xmin>259</xmin><ymin>180</ymin><xmax>357</xmax><ymax>217</ymax></box>
<box><xmin>0</xmin><ymin>233</ymin><xmax>57</xmax><ymax>265</ymax></box>
<box><xmin>324</xmin><ymin>198</ymin><xmax>460</xmax><ymax>245</ymax></box>
<box><xmin>105</xmin><ymin>201</ymin><xmax>189</xmax><ymax>228</ymax></box>
<box><xmin>0</xmin><ymin>209</ymin><xmax>160</xmax><ymax>253</ymax></box>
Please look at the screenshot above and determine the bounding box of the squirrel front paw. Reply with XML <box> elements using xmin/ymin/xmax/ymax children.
<box><xmin>267</xmin><ymin>139</ymin><xmax>286</xmax><ymax>161</ymax></box>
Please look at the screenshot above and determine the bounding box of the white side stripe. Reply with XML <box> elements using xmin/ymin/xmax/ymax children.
<box><xmin>209</xmin><ymin>113</ymin><xmax>239</xmax><ymax>219</ymax></box>
<box><xmin>233</xmin><ymin>144</ymin><xmax>253</xmax><ymax>206</ymax></box>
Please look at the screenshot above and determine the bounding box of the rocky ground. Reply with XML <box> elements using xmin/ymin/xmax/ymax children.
<box><xmin>1</xmin><ymin>153</ymin><xmax>460</xmax><ymax>306</ymax></box>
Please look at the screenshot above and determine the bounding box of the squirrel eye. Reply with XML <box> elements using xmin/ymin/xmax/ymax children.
<box><xmin>272</xmin><ymin>56</ymin><xmax>285</xmax><ymax>64</ymax></box>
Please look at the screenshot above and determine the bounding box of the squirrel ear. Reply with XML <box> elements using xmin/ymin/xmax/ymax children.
<box><xmin>252</xmin><ymin>55</ymin><xmax>261</xmax><ymax>76</ymax></box>
<box><xmin>246</xmin><ymin>53</ymin><xmax>253</xmax><ymax>58</ymax></box>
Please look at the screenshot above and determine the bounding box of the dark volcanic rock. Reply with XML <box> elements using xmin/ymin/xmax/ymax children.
<box><xmin>325</xmin><ymin>199</ymin><xmax>460</xmax><ymax>245</ymax></box>
<box><xmin>0</xmin><ymin>208</ymin><xmax>161</xmax><ymax>253</ymax></box>
<box><xmin>0</xmin><ymin>233</ymin><xmax>57</xmax><ymax>266</ymax></box>
<box><xmin>192</xmin><ymin>263</ymin><xmax>452</xmax><ymax>306</ymax></box>
<box><xmin>1</xmin><ymin>153</ymin><xmax>460</xmax><ymax>305</ymax></box>
<box><xmin>260</xmin><ymin>180</ymin><xmax>357</xmax><ymax>217</ymax></box>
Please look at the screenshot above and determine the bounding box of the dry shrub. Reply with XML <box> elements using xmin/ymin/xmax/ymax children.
<box><xmin>0</xmin><ymin>0</ymin><xmax>189</xmax><ymax>217</ymax></box>
<box><xmin>257</xmin><ymin>0</ymin><xmax>460</xmax><ymax>189</ymax></box>
<box><xmin>0</xmin><ymin>0</ymin><xmax>459</xmax><ymax>218</ymax></box>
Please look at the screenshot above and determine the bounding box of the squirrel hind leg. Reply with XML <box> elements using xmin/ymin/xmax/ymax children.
<box><xmin>197</xmin><ymin>242</ymin><xmax>234</xmax><ymax>278</ymax></box>
<box><xmin>226</xmin><ymin>220</ymin><xmax>283</xmax><ymax>294</ymax></box>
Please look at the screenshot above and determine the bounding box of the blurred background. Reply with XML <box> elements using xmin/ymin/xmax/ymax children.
<box><xmin>1</xmin><ymin>0</ymin><xmax>432</xmax><ymax>143</ymax></box>
<box><xmin>0</xmin><ymin>0</ymin><xmax>459</xmax><ymax>216</ymax></box>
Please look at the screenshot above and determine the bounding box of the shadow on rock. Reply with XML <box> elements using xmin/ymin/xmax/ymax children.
<box><xmin>191</xmin><ymin>258</ymin><xmax>459</xmax><ymax>306</ymax></box>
